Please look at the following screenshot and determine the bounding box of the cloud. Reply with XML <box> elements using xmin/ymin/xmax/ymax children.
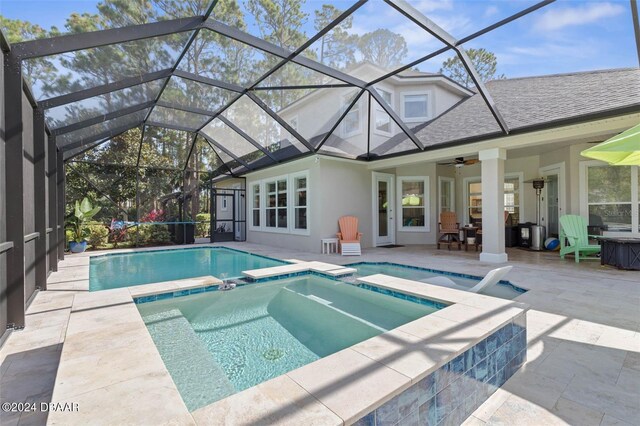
<box><xmin>534</xmin><ymin>2</ymin><xmax>625</xmax><ymax>31</ymax></box>
<box><xmin>412</xmin><ymin>0</ymin><xmax>454</xmax><ymax>13</ymax></box>
<box><xmin>484</xmin><ymin>5</ymin><xmax>499</xmax><ymax>18</ymax></box>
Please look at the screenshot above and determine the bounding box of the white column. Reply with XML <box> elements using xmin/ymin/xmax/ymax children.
<box><xmin>479</xmin><ymin>148</ymin><xmax>508</xmax><ymax>263</ymax></box>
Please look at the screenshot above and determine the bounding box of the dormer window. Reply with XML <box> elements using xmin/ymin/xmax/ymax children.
<box><xmin>402</xmin><ymin>92</ymin><xmax>430</xmax><ymax>122</ymax></box>
<box><xmin>374</xmin><ymin>88</ymin><xmax>393</xmax><ymax>136</ymax></box>
<box><xmin>341</xmin><ymin>93</ymin><xmax>362</xmax><ymax>138</ymax></box>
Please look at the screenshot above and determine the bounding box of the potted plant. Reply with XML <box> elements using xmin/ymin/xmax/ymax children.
<box><xmin>66</xmin><ymin>198</ymin><xmax>101</xmax><ymax>253</ymax></box>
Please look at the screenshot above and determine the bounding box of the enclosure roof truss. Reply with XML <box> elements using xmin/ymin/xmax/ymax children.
<box><xmin>5</xmin><ymin>0</ymin><xmax>637</xmax><ymax>177</ymax></box>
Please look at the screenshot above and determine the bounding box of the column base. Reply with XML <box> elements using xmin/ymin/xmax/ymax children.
<box><xmin>480</xmin><ymin>252</ymin><xmax>509</xmax><ymax>263</ymax></box>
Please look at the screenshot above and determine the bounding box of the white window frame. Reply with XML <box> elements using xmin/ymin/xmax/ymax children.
<box><xmin>397</xmin><ymin>176</ymin><xmax>430</xmax><ymax>232</ymax></box>
<box><xmin>503</xmin><ymin>174</ymin><xmax>522</xmax><ymax>223</ymax></box>
<box><xmin>264</xmin><ymin>175</ymin><xmax>289</xmax><ymax>232</ymax></box>
<box><xmin>438</xmin><ymin>176</ymin><xmax>455</xmax><ymax>216</ymax></box>
<box><xmin>463</xmin><ymin>173</ymin><xmax>524</xmax><ymax>225</ymax></box>
<box><xmin>401</xmin><ymin>90</ymin><xmax>431</xmax><ymax>122</ymax></box>
<box><xmin>341</xmin><ymin>92</ymin><xmax>363</xmax><ymax>138</ymax></box>
<box><xmin>373</xmin><ymin>88</ymin><xmax>394</xmax><ymax>137</ymax></box>
<box><xmin>290</xmin><ymin>114</ymin><xmax>299</xmax><ymax>132</ymax></box>
<box><xmin>579</xmin><ymin>161</ymin><xmax>639</xmax><ymax>235</ymax></box>
<box><xmin>289</xmin><ymin>171</ymin><xmax>311</xmax><ymax>236</ymax></box>
<box><xmin>249</xmin><ymin>182</ymin><xmax>262</xmax><ymax>231</ymax></box>
<box><xmin>247</xmin><ymin>170</ymin><xmax>311</xmax><ymax>235</ymax></box>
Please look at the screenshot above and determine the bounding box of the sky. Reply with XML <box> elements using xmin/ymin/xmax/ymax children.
<box><xmin>0</xmin><ymin>0</ymin><xmax>637</xmax><ymax>79</ymax></box>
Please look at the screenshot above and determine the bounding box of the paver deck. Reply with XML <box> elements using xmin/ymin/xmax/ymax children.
<box><xmin>1</xmin><ymin>242</ymin><xmax>638</xmax><ymax>425</ymax></box>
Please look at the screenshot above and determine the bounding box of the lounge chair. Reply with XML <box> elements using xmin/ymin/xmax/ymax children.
<box><xmin>337</xmin><ymin>216</ymin><xmax>362</xmax><ymax>256</ymax></box>
<box><xmin>437</xmin><ymin>211</ymin><xmax>461</xmax><ymax>250</ymax></box>
<box><xmin>419</xmin><ymin>266</ymin><xmax>513</xmax><ymax>294</ymax></box>
<box><xmin>559</xmin><ymin>215</ymin><xmax>601</xmax><ymax>263</ymax></box>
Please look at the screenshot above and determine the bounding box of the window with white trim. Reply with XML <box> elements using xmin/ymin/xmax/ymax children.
<box><xmin>248</xmin><ymin>171</ymin><xmax>310</xmax><ymax>234</ymax></box>
<box><xmin>266</xmin><ymin>178</ymin><xmax>288</xmax><ymax>229</ymax></box>
<box><xmin>374</xmin><ymin>89</ymin><xmax>393</xmax><ymax>136</ymax></box>
<box><xmin>439</xmin><ymin>177</ymin><xmax>455</xmax><ymax>214</ymax></box>
<box><xmin>398</xmin><ymin>176</ymin><xmax>429</xmax><ymax>231</ymax></box>
<box><xmin>402</xmin><ymin>92</ymin><xmax>429</xmax><ymax>122</ymax></box>
<box><xmin>342</xmin><ymin>94</ymin><xmax>361</xmax><ymax>137</ymax></box>
<box><xmin>293</xmin><ymin>174</ymin><xmax>307</xmax><ymax>230</ymax></box>
<box><xmin>504</xmin><ymin>176</ymin><xmax>520</xmax><ymax>223</ymax></box>
<box><xmin>465</xmin><ymin>174</ymin><xmax>521</xmax><ymax>224</ymax></box>
<box><xmin>251</xmin><ymin>183</ymin><xmax>260</xmax><ymax>228</ymax></box>
<box><xmin>583</xmin><ymin>164</ymin><xmax>639</xmax><ymax>233</ymax></box>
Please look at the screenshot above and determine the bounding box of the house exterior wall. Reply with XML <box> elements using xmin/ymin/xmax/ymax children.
<box><xmin>242</xmin><ymin>156</ymin><xmax>373</xmax><ymax>253</ymax></box>
<box><xmin>278</xmin><ymin>76</ymin><xmax>466</xmax><ymax>158</ymax></box>
<box><xmin>219</xmin><ymin>112</ymin><xmax>639</xmax><ymax>252</ymax></box>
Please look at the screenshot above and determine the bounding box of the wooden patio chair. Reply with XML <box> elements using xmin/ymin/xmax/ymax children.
<box><xmin>559</xmin><ymin>215</ymin><xmax>601</xmax><ymax>263</ymax></box>
<box><xmin>437</xmin><ymin>211</ymin><xmax>461</xmax><ymax>250</ymax></box>
<box><xmin>337</xmin><ymin>216</ymin><xmax>362</xmax><ymax>256</ymax></box>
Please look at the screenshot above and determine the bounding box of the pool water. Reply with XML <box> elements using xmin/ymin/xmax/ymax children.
<box><xmin>89</xmin><ymin>248</ymin><xmax>285</xmax><ymax>291</ymax></box>
<box><xmin>348</xmin><ymin>262</ymin><xmax>525</xmax><ymax>299</ymax></box>
<box><xmin>137</xmin><ymin>275</ymin><xmax>441</xmax><ymax>411</ymax></box>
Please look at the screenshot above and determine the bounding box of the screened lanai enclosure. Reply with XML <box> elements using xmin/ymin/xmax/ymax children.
<box><xmin>1</xmin><ymin>0</ymin><xmax>639</xmax><ymax>332</ymax></box>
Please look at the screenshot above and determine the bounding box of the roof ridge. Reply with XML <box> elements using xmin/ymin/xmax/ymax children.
<box><xmin>487</xmin><ymin>67</ymin><xmax>639</xmax><ymax>83</ymax></box>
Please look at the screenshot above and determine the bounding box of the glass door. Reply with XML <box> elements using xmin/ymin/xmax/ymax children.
<box><xmin>544</xmin><ymin>175</ymin><xmax>559</xmax><ymax>236</ymax></box>
<box><xmin>540</xmin><ymin>163</ymin><xmax>564</xmax><ymax>237</ymax></box>
<box><xmin>373</xmin><ymin>172</ymin><xmax>395</xmax><ymax>246</ymax></box>
<box><xmin>438</xmin><ymin>177</ymin><xmax>455</xmax><ymax>215</ymax></box>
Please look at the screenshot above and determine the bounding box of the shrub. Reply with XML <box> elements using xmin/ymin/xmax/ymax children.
<box><xmin>86</xmin><ymin>222</ymin><xmax>109</xmax><ymax>248</ymax></box>
<box><xmin>140</xmin><ymin>224</ymin><xmax>172</xmax><ymax>246</ymax></box>
<box><xmin>196</xmin><ymin>213</ymin><xmax>210</xmax><ymax>237</ymax></box>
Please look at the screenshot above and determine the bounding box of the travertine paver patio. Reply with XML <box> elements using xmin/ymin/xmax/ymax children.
<box><xmin>1</xmin><ymin>243</ymin><xmax>638</xmax><ymax>425</ymax></box>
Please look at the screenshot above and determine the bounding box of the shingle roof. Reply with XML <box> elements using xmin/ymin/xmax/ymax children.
<box><xmin>374</xmin><ymin>68</ymin><xmax>640</xmax><ymax>156</ymax></box>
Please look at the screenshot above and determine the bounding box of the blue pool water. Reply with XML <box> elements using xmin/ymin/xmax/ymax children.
<box><xmin>136</xmin><ymin>275</ymin><xmax>441</xmax><ymax>411</ymax></box>
<box><xmin>89</xmin><ymin>247</ymin><xmax>285</xmax><ymax>291</ymax></box>
<box><xmin>347</xmin><ymin>262</ymin><xmax>526</xmax><ymax>300</ymax></box>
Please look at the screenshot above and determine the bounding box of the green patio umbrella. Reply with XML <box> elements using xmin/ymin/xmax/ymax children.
<box><xmin>581</xmin><ymin>123</ymin><xmax>640</xmax><ymax>166</ymax></box>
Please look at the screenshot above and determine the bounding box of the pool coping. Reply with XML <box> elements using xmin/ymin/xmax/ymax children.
<box><xmin>48</xmin><ymin>254</ymin><xmax>529</xmax><ymax>425</ymax></box>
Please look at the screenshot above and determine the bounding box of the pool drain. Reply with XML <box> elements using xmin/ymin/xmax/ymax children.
<box><xmin>263</xmin><ymin>348</ymin><xmax>284</xmax><ymax>361</ymax></box>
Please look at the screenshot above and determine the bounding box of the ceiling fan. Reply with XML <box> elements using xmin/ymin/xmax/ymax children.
<box><xmin>437</xmin><ymin>157</ymin><xmax>479</xmax><ymax>167</ymax></box>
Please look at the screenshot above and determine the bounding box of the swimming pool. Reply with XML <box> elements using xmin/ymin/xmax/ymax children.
<box><xmin>89</xmin><ymin>247</ymin><xmax>285</xmax><ymax>291</ymax></box>
<box><xmin>347</xmin><ymin>262</ymin><xmax>527</xmax><ymax>299</ymax></box>
<box><xmin>136</xmin><ymin>275</ymin><xmax>443</xmax><ymax>411</ymax></box>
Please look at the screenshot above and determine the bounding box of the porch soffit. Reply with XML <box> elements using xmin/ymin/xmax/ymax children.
<box><xmin>365</xmin><ymin>111</ymin><xmax>640</xmax><ymax>170</ymax></box>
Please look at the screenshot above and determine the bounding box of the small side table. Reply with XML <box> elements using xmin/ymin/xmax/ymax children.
<box><xmin>321</xmin><ymin>237</ymin><xmax>338</xmax><ymax>254</ymax></box>
<box><xmin>461</xmin><ymin>226</ymin><xmax>479</xmax><ymax>251</ymax></box>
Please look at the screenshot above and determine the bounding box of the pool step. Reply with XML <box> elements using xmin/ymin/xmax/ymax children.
<box><xmin>142</xmin><ymin>309</ymin><xmax>235</xmax><ymax>411</ymax></box>
<box><xmin>243</xmin><ymin>261</ymin><xmax>356</xmax><ymax>280</ymax></box>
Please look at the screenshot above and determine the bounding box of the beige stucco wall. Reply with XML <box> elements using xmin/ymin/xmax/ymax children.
<box><xmin>238</xmin><ymin>156</ymin><xmax>373</xmax><ymax>253</ymax></box>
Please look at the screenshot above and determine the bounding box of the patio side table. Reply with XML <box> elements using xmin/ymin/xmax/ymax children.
<box><xmin>462</xmin><ymin>226</ymin><xmax>480</xmax><ymax>251</ymax></box>
<box><xmin>321</xmin><ymin>237</ymin><xmax>338</xmax><ymax>254</ymax></box>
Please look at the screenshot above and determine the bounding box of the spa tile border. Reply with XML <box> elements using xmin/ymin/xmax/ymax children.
<box><xmin>357</xmin><ymin>283</ymin><xmax>449</xmax><ymax>310</ymax></box>
<box><xmin>353</xmin><ymin>313</ymin><xmax>527</xmax><ymax>426</ymax></box>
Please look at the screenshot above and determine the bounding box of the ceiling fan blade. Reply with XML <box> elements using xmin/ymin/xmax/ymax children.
<box><xmin>437</xmin><ymin>162</ymin><xmax>455</xmax><ymax>166</ymax></box>
<box><xmin>464</xmin><ymin>159</ymin><xmax>479</xmax><ymax>165</ymax></box>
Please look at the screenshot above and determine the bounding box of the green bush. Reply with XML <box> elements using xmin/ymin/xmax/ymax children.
<box><xmin>140</xmin><ymin>224</ymin><xmax>172</xmax><ymax>246</ymax></box>
<box><xmin>86</xmin><ymin>222</ymin><xmax>109</xmax><ymax>248</ymax></box>
<box><xmin>196</xmin><ymin>213</ymin><xmax>210</xmax><ymax>237</ymax></box>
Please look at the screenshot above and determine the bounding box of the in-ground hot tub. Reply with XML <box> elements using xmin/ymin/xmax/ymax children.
<box><xmin>136</xmin><ymin>274</ymin><xmax>445</xmax><ymax>411</ymax></box>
